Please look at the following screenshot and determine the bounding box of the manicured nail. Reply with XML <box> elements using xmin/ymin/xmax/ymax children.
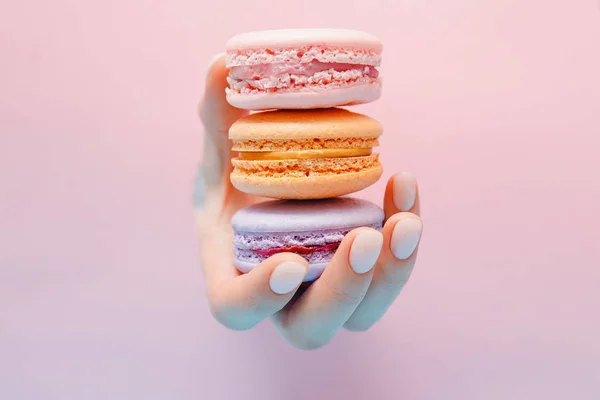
<box><xmin>391</xmin><ymin>217</ymin><xmax>422</xmax><ymax>260</ymax></box>
<box><xmin>269</xmin><ymin>262</ymin><xmax>306</xmax><ymax>295</ymax></box>
<box><xmin>350</xmin><ymin>230</ymin><xmax>384</xmax><ymax>274</ymax></box>
<box><xmin>393</xmin><ymin>172</ymin><xmax>417</xmax><ymax>211</ymax></box>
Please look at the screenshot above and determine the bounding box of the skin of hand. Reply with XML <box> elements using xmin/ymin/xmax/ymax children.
<box><xmin>195</xmin><ymin>54</ymin><xmax>423</xmax><ymax>350</ymax></box>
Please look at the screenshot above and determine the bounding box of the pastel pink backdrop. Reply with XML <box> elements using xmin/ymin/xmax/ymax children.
<box><xmin>1</xmin><ymin>0</ymin><xmax>599</xmax><ymax>399</ymax></box>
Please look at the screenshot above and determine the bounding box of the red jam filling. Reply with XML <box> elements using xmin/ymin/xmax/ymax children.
<box><xmin>254</xmin><ymin>242</ymin><xmax>340</xmax><ymax>257</ymax></box>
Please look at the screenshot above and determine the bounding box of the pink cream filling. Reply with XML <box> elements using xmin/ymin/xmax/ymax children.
<box><xmin>253</xmin><ymin>242</ymin><xmax>340</xmax><ymax>257</ymax></box>
<box><xmin>226</xmin><ymin>60</ymin><xmax>379</xmax><ymax>94</ymax></box>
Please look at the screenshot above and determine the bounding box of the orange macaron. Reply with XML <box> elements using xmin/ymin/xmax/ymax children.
<box><xmin>229</xmin><ymin>108</ymin><xmax>383</xmax><ymax>199</ymax></box>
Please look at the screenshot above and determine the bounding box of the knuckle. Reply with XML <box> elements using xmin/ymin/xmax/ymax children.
<box><xmin>240</xmin><ymin>286</ymin><xmax>272</xmax><ymax>315</ymax></box>
<box><xmin>292</xmin><ymin>337</ymin><xmax>329</xmax><ymax>351</ymax></box>
<box><xmin>208</xmin><ymin>295</ymin><xmax>230</xmax><ymax>327</ymax></box>
<box><xmin>329</xmin><ymin>284</ymin><xmax>365</xmax><ymax>307</ymax></box>
<box><xmin>209</xmin><ymin>303</ymin><xmax>229</xmax><ymax>328</ymax></box>
<box><xmin>280</xmin><ymin>328</ymin><xmax>332</xmax><ymax>351</ymax></box>
<box><xmin>209</xmin><ymin>300</ymin><xmax>253</xmax><ymax>331</ymax></box>
<box><xmin>380</xmin><ymin>265</ymin><xmax>412</xmax><ymax>292</ymax></box>
<box><xmin>237</xmin><ymin>289</ymin><xmax>259</xmax><ymax>310</ymax></box>
<box><xmin>208</xmin><ymin>292</ymin><xmax>243</xmax><ymax>331</ymax></box>
<box><xmin>344</xmin><ymin>320</ymin><xmax>373</xmax><ymax>333</ymax></box>
<box><xmin>207</xmin><ymin>285</ymin><xmax>269</xmax><ymax>331</ymax></box>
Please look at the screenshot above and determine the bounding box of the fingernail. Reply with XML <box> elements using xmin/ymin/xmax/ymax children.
<box><xmin>393</xmin><ymin>172</ymin><xmax>417</xmax><ymax>211</ymax></box>
<box><xmin>391</xmin><ymin>217</ymin><xmax>422</xmax><ymax>260</ymax></box>
<box><xmin>269</xmin><ymin>262</ymin><xmax>306</xmax><ymax>295</ymax></box>
<box><xmin>350</xmin><ymin>230</ymin><xmax>384</xmax><ymax>274</ymax></box>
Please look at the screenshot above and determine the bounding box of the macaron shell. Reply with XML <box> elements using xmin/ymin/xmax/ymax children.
<box><xmin>226</xmin><ymin>82</ymin><xmax>381</xmax><ymax>110</ymax></box>
<box><xmin>231</xmin><ymin>196</ymin><xmax>385</xmax><ymax>281</ymax></box>
<box><xmin>226</xmin><ymin>28</ymin><xmax>383</xmax><ymax>52</ymax></box>
<box><xmin>229</xmin><ymin>107</ymin><xmax>382</xmax><ymax>141</ymax></box>
<box><xmin>231</xmin><ymin>197</ymin><xmax>385</xmax><ymax>232</ymax></box>
<box><xmin>230</xmin><ymin>164</ymin><xmax>383</xmax><ymax>200</ymax></box>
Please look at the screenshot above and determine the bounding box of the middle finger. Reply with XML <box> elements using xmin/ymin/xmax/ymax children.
<box><xmin>271</xmin><ymin>227</ymin><xmax>383</xmax><ymax>350</ymax></box>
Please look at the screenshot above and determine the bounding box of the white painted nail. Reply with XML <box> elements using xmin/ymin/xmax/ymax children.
<box><xmin>269</xmin><ymin>262</ymin><xmax>306</xmax><ymax>295</ymax></box>
<box><xmin>349</xmin><ymin>230</ymin><xmax>384</xmax><ymax>274</ymax></box>
<box><xmin>391</xmin><ymin>218</ymin><xmax>423</xmax><ymax>260</ymax></box>
<box><xmin>393</xmin><ymin>172</ymin><xmax>417</xmax><ymax>211</ymax></box>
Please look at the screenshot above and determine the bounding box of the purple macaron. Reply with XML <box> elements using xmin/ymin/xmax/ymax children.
<box><xmin>231</xmin><ymin>197</ymin><xmax>385</xmax><ymax>281</ymax></box>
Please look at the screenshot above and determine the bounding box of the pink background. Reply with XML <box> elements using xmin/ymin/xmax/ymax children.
<box><xmin>2</xmin><ymin>0</ymin><xmax>600</xmax><ymax>398</ymax></box>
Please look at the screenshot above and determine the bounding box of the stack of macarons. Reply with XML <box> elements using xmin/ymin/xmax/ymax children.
<box><xmin>225</xmin><ymin>28</ymin><xmax>385</xmax><ymax>281</ymax></box>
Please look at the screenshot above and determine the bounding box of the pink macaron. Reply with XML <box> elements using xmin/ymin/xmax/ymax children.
<box><xmin>225</xmin><ymin>28</ymin><xmax>383</xmax><ymax>110</ymax></box>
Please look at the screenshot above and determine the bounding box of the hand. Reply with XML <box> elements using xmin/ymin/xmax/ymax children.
<box><xmin>194</xmin><ymin>54</ymin><xmax>423</xmax><ymax>350</ymax></box>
